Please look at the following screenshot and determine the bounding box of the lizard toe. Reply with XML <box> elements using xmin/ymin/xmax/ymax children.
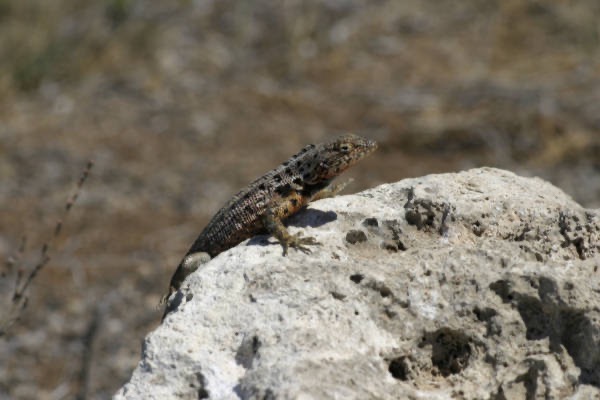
<box><xmin>297</xmin><ymin>246</ymin><xmax>311</xmax><ymax>254</ymax></box>
<box><xmin>288</xmin><ymin>233</ymin><xmax>320</xmax><ymax>254</ymax></box>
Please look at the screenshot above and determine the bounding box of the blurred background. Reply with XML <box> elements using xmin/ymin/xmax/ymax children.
<box><xmin>0</xmin><ymin>0</ymin><xmax>598</xmax><ymax>398</ymax></box>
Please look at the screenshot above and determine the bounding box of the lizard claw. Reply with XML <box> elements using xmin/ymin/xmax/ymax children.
<box><xmin>281</xmin><ymin>232</ymin><xmax>320</xmax><ymax>255</ymax></box>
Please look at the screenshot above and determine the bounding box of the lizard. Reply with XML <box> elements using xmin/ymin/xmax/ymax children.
<box><xmin>161</xmin><ymin>133</ymin><xmax>377</xmax><ymax>320</ymax></box>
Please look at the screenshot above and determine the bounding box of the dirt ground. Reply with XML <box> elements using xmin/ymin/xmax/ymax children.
<box><xmin>0</xmin><ymin>1</ymin><xmax>598</xmax><ymax>399</ymax></box>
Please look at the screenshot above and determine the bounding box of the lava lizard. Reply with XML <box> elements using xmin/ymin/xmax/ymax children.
<box><xmin>161</xmin><ymin>133</ymin><xmax>377</xmax><ymax>319</ymax></box>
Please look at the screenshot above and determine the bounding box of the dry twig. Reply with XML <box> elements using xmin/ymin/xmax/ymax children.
<box><xmin>0</xmin><ymin>160</ymin><xmax>94</xmax><ymax>337</ymax></box>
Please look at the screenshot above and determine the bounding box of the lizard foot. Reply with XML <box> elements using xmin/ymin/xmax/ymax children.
<box><xmin>281</xmin><ymin>232</ymin><xmax>320</xmax><ymax>256</ymax></box>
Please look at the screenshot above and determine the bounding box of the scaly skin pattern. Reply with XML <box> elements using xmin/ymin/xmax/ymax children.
<box><xmin>162</xmin><ymin>134</ymin><xmax>377</xmax><ymax>319</ymax></box>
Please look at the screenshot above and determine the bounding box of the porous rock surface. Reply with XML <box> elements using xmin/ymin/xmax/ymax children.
<box><xmin>115</xmin><ymin>168</ymin><xmax>600</xmax><ymax>399</ymax></box>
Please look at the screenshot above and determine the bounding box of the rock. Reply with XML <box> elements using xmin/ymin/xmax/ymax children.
<box><xmin>115</xmin><ymin>168</ymin><xmax>600</xmax><ymax>399</ymax></box>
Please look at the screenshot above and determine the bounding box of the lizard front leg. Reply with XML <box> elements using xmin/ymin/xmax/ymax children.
<box><xmin>262</xmin><ymin>191</ymin><xmax>320</xmax><ymax>256</ymax></box>
<box><xmin>310</xmin><ymin>178</ymin><xmax>354</xmax><ymax>201</ymax></box>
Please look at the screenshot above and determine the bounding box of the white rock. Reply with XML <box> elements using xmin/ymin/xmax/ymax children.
<box><xmin>115</xmin><ymin>168</ymin><xmax>600</xmax><ymax>399</ymax></box>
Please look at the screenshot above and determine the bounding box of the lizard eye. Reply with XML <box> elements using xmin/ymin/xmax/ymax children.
<box><xmin>339</xmin><ymin>143</ymin><xmax>353</xmax><ymax>153</ymax></box>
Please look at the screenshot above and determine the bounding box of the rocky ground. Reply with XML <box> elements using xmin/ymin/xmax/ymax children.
<box><xmin>116</xmin><ymin>169</ymin><xmax>600</xmax><ymax>399</ymax></box>
<box><xmin>0</xmin><ymin>1</ymin><xmax>599</xmax><ymax>399</ymax></box>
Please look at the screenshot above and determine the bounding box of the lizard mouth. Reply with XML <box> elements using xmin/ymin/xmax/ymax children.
<box><xmin>349</xmin><ymin>137</ymin><xmax>378</xmax><ymax>162</ymax></box>
<box><xmin>364</xmin><ymin>138</ymin><xmax>378</xmax><ymax>153</ymax></box>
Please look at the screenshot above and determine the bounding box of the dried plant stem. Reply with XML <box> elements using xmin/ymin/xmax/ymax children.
<box><xmin>75</xmin><ymin>307</ymin><xmax>100</xmax><ymax>400</ymax></box>
<box><xmin>0</xmin><ymin>160</ymin><xmax>94</xmax><ymax>337</ymax></box>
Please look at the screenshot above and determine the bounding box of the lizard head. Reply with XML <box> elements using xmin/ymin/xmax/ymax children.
<box><xmin>301</xmin><ymin>133</ymin><xmax>378</xmax><ymax>184</ymax></box>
